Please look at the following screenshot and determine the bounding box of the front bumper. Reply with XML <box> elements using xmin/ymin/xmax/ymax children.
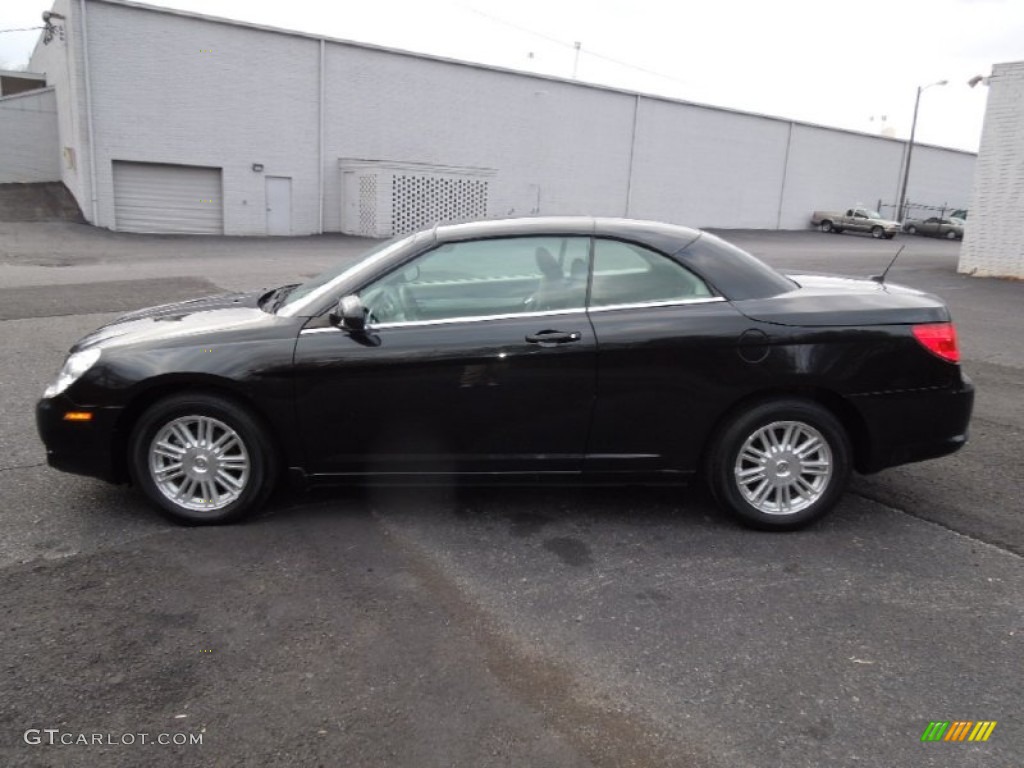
<box><xmin>850</xmin><ymin>375</ymin><xmax>974</xmax><ymax>473</ymax></box>
<box><xmin>36</xmin><ymin>395</ymin><xmax>124</xmax><ymax>483</ymax></box>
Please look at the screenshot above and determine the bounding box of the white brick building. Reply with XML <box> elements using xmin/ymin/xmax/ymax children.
<box><xmin>959</xmin><ymin>61</ymin><xmax>1024</xmax><ymax>279</ymax></box>
<box><xmin>17</xmin><ymin>0</ymin><xmax>976</xmax><ymax>236</ymax></box>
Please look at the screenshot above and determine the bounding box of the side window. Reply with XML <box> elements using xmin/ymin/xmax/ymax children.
<box><xmin>359</xmin><ymin>236</ymin><xmax>590</xmax><ymax>324</ymax></box>
<box><xmin>590</xmin><ymin>239</ymin><xmax>712</xmax><ymax>308</ymax></box>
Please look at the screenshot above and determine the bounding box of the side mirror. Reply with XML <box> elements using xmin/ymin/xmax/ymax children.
<box><xmin>331</xmin><ymin>294</ymin><xmax>367</xmax><ymax>332</ymax></box>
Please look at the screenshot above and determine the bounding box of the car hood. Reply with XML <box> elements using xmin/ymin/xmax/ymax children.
<box><xmin>72</xmin><ymin>289</ymin><xmax>282</xmax><ymax>351</ymax></box>
<box><xmin>732</xmin><ymin>274</ymin><xmax>950</xmax><ymax>327</ymax></box>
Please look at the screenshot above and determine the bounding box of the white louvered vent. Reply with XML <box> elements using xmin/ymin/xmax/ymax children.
<box><xmin>358</xmin><ymin>175</ymin><xmax>377</xmax><ymax>236</ymax></box>
<box><xmin>391</xmin><ymin>174</ymin><xmax>489</xmax><ymax>235</ymax></box>
<box><xmin>340</xmin><ymin>160</ymin><xmax>495</xmax><ymax>238</ymax></box>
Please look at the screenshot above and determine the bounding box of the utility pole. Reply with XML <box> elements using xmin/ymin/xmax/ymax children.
<box><xmin>895</xmin><ymin>80</ymin><xmax>947</xmax><ymax>223</ymax></box>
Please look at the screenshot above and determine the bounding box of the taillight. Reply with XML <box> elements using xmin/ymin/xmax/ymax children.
<box><xmin>913</xmin><ymin>322</ymin><xmax>960</xmax><ymax>363</ymax></box>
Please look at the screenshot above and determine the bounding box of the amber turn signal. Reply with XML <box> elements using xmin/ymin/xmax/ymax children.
<box><xmin>63</xmin><ymin>411</ymin><xmax>94</xmax><ymax>422</ymax></box>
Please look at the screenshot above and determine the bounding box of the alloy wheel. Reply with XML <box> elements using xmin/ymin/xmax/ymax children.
<box><xmin>733</xmin><ymin>420</ymin><xmax>833</xmax><ymax>515</ymax></box>
<box><xmin>148</xmin><ymin>415</ymin><xmax>251</xmax><ymax>512</ymax></box>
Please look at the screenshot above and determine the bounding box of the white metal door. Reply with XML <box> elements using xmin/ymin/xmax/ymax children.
<box><xmin>265</xmin><ymin>176</ymin><xmax>292</xmax><ymax>236</ymax></box>
<box><xmin>341</xmin><ymin>171</ymin><xmax>359</xmax><ymax>234</ymax></box>
<box><xmin>112</xmin><ymin>161</ymin><xmax>223</xmax><ymax>234</ymax></box>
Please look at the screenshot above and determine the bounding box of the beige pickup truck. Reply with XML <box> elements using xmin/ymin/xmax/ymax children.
<box><xmin>810</xmin><ymin>207</ymin><xmax>900</xmax><ymax>239</ymax></box>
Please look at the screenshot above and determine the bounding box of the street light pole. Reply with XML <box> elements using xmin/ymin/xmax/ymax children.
<box><xmin>895</xmin><ymin>80</ymin><xmax>947</xmax><ymax>222</ymax></box>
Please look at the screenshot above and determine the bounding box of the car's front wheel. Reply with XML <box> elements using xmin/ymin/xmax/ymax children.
<box><xmin>129</xmin><ymin>393</ymin><xmax>277</xmax><ymax>525</ymax></box>
<box><xmin>871</xmin><ymin>226</ymin><xmax>885</xmax><ymax>239</ymax></box>
<box><xmin>707</xmin><ymin>399</ymin><xmax>851</xmax><ymax>530</ymax></box>
<box><xmin>946</xmin><ymin>230</ymin><xmax>958</xmax><ymax>240</ymax></box>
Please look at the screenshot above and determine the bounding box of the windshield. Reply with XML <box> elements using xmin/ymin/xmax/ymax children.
<box><xmin>276</xmin><ymin>235</ymin><xmax>411</xmax><ymax>314</ymax></box>
<box><xmin>866</xmin><ymin>210</ymin><xmax>883</xmax><ymax>219</ymax></box>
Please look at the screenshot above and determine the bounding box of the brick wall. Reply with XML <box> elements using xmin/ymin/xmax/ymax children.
<box><xmin>960</xmin><ymin>61</ymin><xmax>1024</xmax><ymax>278</ymax></box>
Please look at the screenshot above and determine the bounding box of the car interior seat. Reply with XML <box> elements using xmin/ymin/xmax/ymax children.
<box><xmin>533</xmin><ymin>247</ymin><xmax>567</xmax><ymax>310</ymax></box>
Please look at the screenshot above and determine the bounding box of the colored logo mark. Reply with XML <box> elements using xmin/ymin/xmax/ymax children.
<box><xmin>921</xmin><ymin>721</ymin><xmax>997</xmax><ymax>742</ymax></box>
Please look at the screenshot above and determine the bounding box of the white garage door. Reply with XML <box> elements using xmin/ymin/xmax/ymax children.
<box><xmin>112</xmin><ymin>161</ymin><xmax>223</xmax><ymax>234</ymax></box>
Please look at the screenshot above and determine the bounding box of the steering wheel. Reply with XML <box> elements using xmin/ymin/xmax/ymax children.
<box><xmin>398</xmin><ymin>285</ymin><xmax>421</xmax><ymax>321</ymax></box>
<box><xmin>363</xmin><ymin>285</ymin><xmax>406</xmax><ymax>324</ymax></box>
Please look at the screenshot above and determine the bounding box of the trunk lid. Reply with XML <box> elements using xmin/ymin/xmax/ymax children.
<box><xmin>732</xmin><ymin>274</ymin><xmax>950</xmax><ymax>327</ymax></box>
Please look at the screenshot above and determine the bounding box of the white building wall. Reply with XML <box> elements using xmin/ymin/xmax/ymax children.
<box><xmin>28</xmin><ymin>0</ymin><xmax>91</xmax><ymax>214</ymax></box>
<box><xmin>628</xmin><ymin>98</ymin><xmax>790</xmax><ymax>228</ymax></box>
<box><xmin>779</xmin><ymin>125</ymin><xmax>905</xmax><ymax>228</ymax></box>
<box><xmin>27</xmin><ymin>0</ymin><xmax>978</xmax><ymax>237</ymax></box>
<box><xmin>322</xmin><ymin>44</ymin><xmax>636</xmax><ymax>232</ymax></box>
<box><xmin>82</xmin><ymin>1</ymin><xmax>321</xmax><ymax>235</ymax></box>
<box><xmin>0</xmin><ymin>88</ymin><xmax>61</xmax><ymax>183</ymax></box>
<box><xmin>960</xmin><ymin>61</ymin><xmax>1024</xmax><ymax>279</ymax></box>
<box><xmin>902</xmin><ymin>144</ymin><xmax>977</xmax><ymax>215</ymax></box>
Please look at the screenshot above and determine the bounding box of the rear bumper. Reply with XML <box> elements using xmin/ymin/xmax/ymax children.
<box><xmin>36</xmin><ymin>396</ymin><xmax>124</xmax><ymax>483</ymax></box>
<box><xmin>850</xmin><ymin>375</ymin><xmax>974</xmax><ymax>473</ymax></box>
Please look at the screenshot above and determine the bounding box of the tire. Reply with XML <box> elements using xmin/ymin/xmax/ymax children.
<box><xmin>129</xmin><ymin>392</ymin><xmax>277</xmax><ymax>525</ymax></box>
<box><xmin>871</xmin><ymin>226</ymin><xmax>884</xmax><ymax>239</ymax></box>
<box><xmin>907</xmin><ymin>226</ymin><xmax>917</xmax><ymax>235</ymax></box>
<box><xmin>946</xmin><ymin>230</ymin><xmax>958</xmax><ymax>240</ymax></box>
<box><xmin>819</xmin><ymin>220</ymin><xmax>833</xmax><ymax>233</ymax></box>
<box><xmin>706</xmin><ymin>399</ymin><xmax>851</xmax><ymax>531</ymax></box>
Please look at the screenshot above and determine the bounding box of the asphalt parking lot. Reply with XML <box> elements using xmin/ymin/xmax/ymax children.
<box><xmin>0</xmin><ymin>222</ymin><xmax>1020</xmax><ymax>767</ymax></box>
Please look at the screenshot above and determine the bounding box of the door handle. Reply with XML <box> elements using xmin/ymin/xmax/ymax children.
<box><xmin>525</xmin><ymin>330</ymin><xmax>582</xmax><ymax>346</ymax></box>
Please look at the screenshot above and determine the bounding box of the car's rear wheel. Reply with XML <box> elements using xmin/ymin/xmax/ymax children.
<box><xmin>707</xmin><ymin>399</ymin><xmax>851</xmax><ymax>530</ymax></box>
<box><xmin>907</xmin><ymin>225</ymin><xmax>917</xmax><ymax>234</ymax></box>
<box><xmin>129</xmin><ymin>393</ymin><xmax>277</xmax><ymax>525</ymax></box>
<box><xmin>871</xmin><ymin>226</ymin><xmax>885</xmax><ymax>239</ymax></box>
<box><xmin>819</xmin><ymin>220</ymin><xmax>833</xmax><ymax>233</ymax></box>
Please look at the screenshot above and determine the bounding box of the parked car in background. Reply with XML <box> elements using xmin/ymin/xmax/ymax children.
<box><xmin>36</xmin><ymin>217</ymin><xmax>973</xmax><ymax>531</ymax></box>
<box><xmin>810</xmin><ymin>208</ymin><xmax>900</xmax><ymax>239</ymax></box>
<box><xmin>903</xmin><ymin>217</ymin><xmax>964</xmax><ymax>240</ymax></box>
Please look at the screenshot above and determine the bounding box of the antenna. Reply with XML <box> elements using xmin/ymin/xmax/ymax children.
<box><xmin>871</xmin><ymin>246</ymin><xmax>905</xmax><ymax>284</ymax></box>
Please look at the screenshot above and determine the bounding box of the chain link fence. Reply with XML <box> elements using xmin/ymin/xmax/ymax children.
<box><xmin>877</xmin><ymin>200</ymin><xmax>968</xmax><ymax>222</ymax></box>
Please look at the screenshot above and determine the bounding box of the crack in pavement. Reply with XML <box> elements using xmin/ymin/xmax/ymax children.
<box><xmin>850</xmin><ymin>488</ymin><xmax>1022</xmax><ymax>558</ymax></box>
<box><xmin>374</xmin><ymin>509</ymin><xmax>735</xmax><ymax>768</ymax></box>
<box><xmin>0</xmin><ymin>461</ymin><xmax>46</xmax><ymax>473</ymax></box>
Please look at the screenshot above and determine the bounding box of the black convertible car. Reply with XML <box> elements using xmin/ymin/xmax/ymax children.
<box><xmin>37</xmin><ymin>218</ymin><xmax>973</xmax><ymax>530</ymax></box>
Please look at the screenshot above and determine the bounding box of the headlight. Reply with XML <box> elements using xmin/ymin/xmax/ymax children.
<box><xmin>43</xmin><ymin>349</ymin><xmax>101</xmax><ymax>398</ymax></box>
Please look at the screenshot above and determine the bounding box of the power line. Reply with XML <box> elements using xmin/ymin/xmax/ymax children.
<box><xmin>465</xmin><ymin>7</ymin><xmax>690</xmax><ymax>88</ymax></box>
<box><xmin>0</xmin><ymin>26</ymin><xmax>44</xmax><ymax>34</ymax></box>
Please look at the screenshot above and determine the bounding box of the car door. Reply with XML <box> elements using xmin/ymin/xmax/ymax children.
<box><xmin>582</xmin><ymin>238</ymin><xmax>753</xmax><ymax>476</ymax></box>
<box><xmin>292</xmin><ymin>235</ymin><xmax>597</xmax><ymax>476</ymax></box>
<box><xmin>850</xmin><ymin>209</ymin><xmax>871</xmax><ymax>233</ymax></box>
<box><xmin>922</xmin><ymin>217</ymin><xmax>940</xmax><ymax>236</ymax></box>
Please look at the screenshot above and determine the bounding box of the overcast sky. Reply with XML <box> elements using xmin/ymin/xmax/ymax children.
<box><xmin>2</xmin><ymin>0</ymin><xmax>1022</xmax><ymax>152</ymax></box>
